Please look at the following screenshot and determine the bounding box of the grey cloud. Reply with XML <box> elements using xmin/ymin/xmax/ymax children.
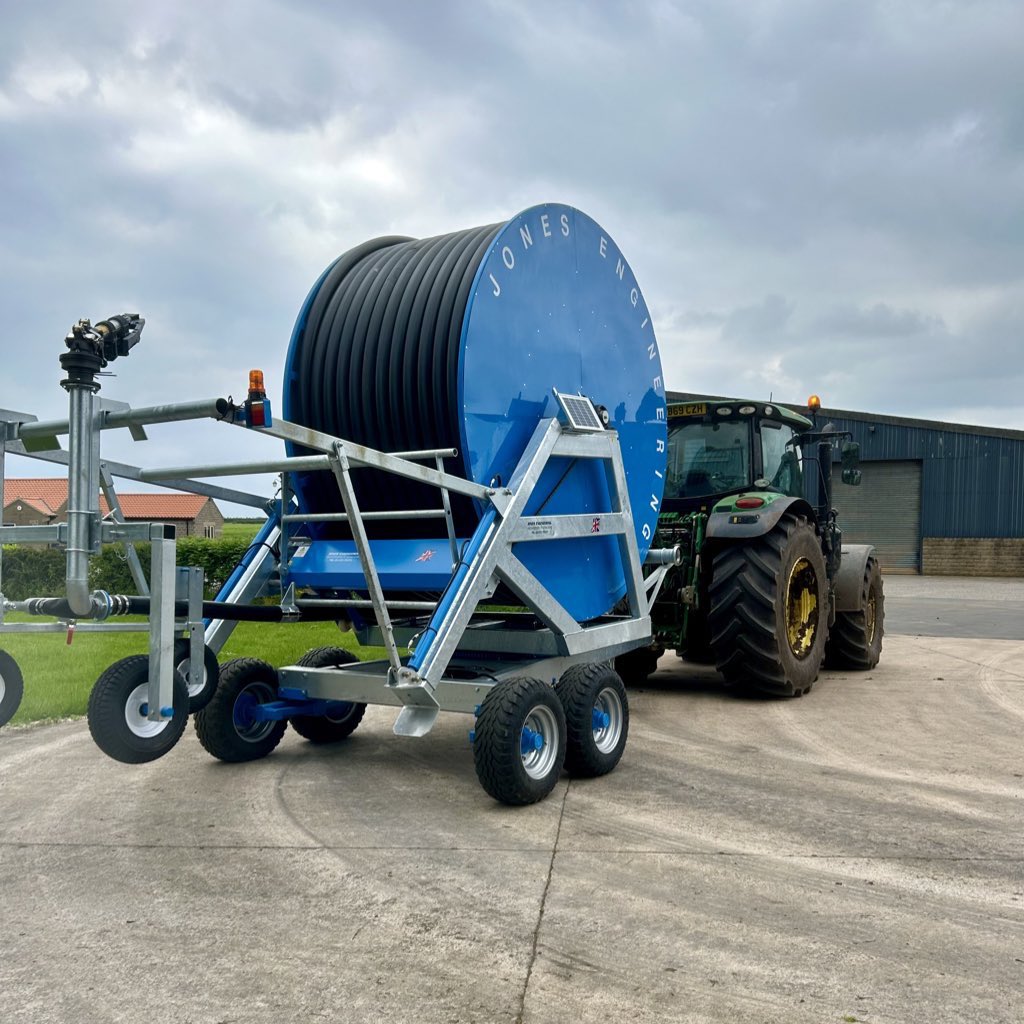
<box><xmin>722</xmin><ymin>295</ymin><xmax>794</xmax><ymax>341</ymax></box>
<box><xmin>813</xmin><ymin>303</ymin><xmax>946</xmax><ymax>339</ymax></box>
<box><xmin>1</xmin><ymin>0</ymin><xmax>1022</xmax><ymax>491</ymax></box>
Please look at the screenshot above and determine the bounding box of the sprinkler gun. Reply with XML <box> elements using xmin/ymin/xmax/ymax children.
<box><xmin>64</xmin><ymin>313</ymin><xmax>145</xmax><ymax>367</ymax></box>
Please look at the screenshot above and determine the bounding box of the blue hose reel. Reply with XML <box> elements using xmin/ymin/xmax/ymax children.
<box><xmin>282</xmin><ymin>204</ymin><xmax>667</xmax><ymax>622</ymax></box>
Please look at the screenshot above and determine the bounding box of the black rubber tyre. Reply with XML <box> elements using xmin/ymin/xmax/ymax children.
<box><xmin>173</xmin><ymin>638</ymin><xmax>220</xmax><ymax>714</ymax></box>
<box><xmin>473</xmin><ymin>677</ymin><xmax>566</xmax><ymax>806</ymax></box>
<box><xmin>614</xmin><ymin>643</ymin><xmax>662</xmax><ymax>686</ymax></box>
<box><xmin>87</xmin><ymin>655</ymin><xmax>189</xmax><ymax>764</ymax></box>
<box><xmin>290</xmin><ymin>646</ymin><xmax>367</xmax><ymax>743</ymax></box>
<box><xmin>826</xmin><ymin>556</ymin><xmax>885</xmax><ymax>669</ymax></box>
<box><xmin>555</xmin><ymin>663</ymin><xmax>629</xmax><ymax>778</ymax></box>
<box><xmin>193</xmin><ymin>658</ymin><xmax>287</xmax><ymax>763</ymax></box>
<box><xmin>708</xmin><ymin>514</ymin><xmax>828</xmax><ymax>697</ymax></box>
<box><xmin>0</xmin><ymin>649</ymin><xmax>25</xmax><ymax>728</ymax></box>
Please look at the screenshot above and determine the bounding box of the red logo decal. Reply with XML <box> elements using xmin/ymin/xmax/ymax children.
<box><xmin>591</xmin><ymin>518</ymin><xmax>601</xmax><ymax>533</ymax></box>
<box><xmin>415</xmin><ymin>549</ymin><xmax>436</xmax><ymax>562</ymax></box>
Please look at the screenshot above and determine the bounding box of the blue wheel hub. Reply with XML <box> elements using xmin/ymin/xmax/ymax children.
<box><xmin>231</xmin><ymin>681</ymin><xmax>279</xmax><ymax>741</ymax></box>
<box><xmin>521</xmin><ymin>726</ymin><xmax>544</xmax><ymax>754</ymax></box>
<box><xmin>233</xmin><ymin>691</ymin><xmax>259</xmax><ymax>730</ymax></box>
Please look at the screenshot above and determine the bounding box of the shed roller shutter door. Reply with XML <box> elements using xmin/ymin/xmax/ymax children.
<box><xmin>833</xmin><ymin>460</ymin><xmax>922</xmax><ymax>573</ymax></box>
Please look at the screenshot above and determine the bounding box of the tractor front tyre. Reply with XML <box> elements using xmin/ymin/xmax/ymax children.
<box><xmin>290</xmin><ymin>646</ymin><xmax>367</xmax><ymax>743</ymax></box>
<box><xmin>826</xmin><ymin>556</ymin><xmax>885</xmax><ymax>670</ymax></box>
<box><xmin>708</xmin><ymin>514</ymin><xmax>828</xmax><ymax>697</ymax></box>
<box><xmin>473</xmin><ymin>677</ymin><xmax>566</xmax><ymax>806</ymax></box>
<box><xmin>555</xmin><ymin>663</ymin><xmax>629</xmax><ymax>778</ymax></box>
<box><xmin>0</xmin><ymin>650</ymin><xmax>25</xmax><ymax>728</ymax></box>
<box><xmin>87</xmin><ymin>655</ymin><xmax>189</xmax><ymax>763</ymax></box>
<box><xmin>194</xmin><ymin>658</ymin><xmax>287</xmax><ymax>763</ymax></box>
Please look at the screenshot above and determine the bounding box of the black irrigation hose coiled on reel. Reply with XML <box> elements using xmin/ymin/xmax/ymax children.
<box><xmin>288</xmin><ymin>224</ymin><xmax>502</xmax><ymax>538</ymax></box>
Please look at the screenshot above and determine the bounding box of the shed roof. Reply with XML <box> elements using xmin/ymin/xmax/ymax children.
<box><xmin>667</xmin><ymin>392</ymin><xmax>1024</xmax><ymax>442</ymax></box>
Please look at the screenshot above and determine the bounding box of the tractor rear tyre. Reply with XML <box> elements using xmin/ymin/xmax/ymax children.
<box><xmin>194</xmin><ymin>658</ymin><xmax>287</xmax><ymax>762</ymax></box>
<box><xmin>826</xmin><ymin>556</ymin><xmax>884</xmax><ymax>669</ymax></box>
<box><xmin>473</xmin><ymin>677</ymin><xmax>566</xmax><ymax>805</ymax></box>
<box><xmin>708</xmin><ymin>514</ymin><xmax>828</xmax><ymax>697</ymax></box>
<box><xmin>290</xmin><ymin>646</ymin><xmax>367</xmax><ymax>743</ymax></box>
<box><xmin>555</xmin><ymin>663</ymin><xmax>629</xmax><ymax>777</ymax></box>
<box><xmin>0</xmin><ymin>650</ymin><xmax>25</xmax><ymax>728</ymax></box>
<box><xmin>87</xmin><ymin>655</ymin><xmax>189</xmax><ymax>763</ymax></box>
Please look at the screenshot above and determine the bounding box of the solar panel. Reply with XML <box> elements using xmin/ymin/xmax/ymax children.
<box><xmin>554</xmin><ymin>390</ymin><xmax>605</xmax><ymax>432</ymax></box>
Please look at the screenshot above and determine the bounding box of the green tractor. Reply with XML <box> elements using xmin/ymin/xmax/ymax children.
<box><xmin>619</xmin><ymin>398</ymin><xmax>884</xmax><ymax>696</ymax></box>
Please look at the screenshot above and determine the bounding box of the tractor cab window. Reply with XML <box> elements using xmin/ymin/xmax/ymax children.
<box><xmin>760</xmin><ymin>421</ymin><xmax>803</xmax><ymax>497</ymax></box>
<box><xmin>665</xmin><ymin>419</ymin><xmax>751</xmax><ymax>499</ymax></box>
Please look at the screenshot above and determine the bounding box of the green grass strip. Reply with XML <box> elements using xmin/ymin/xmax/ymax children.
<box><xmin>1</xmin><ymin>614</ymin><xmax>385</xmax><ymax>726</ymax></box>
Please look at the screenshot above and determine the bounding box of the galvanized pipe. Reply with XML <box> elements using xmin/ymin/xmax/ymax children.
<box><xmin>281</xmin><ymin>509</ymin><xmax>447</xmax><ymax>523</ymax></box>
<box><xmin>6</xmin><ymin>441</ymin><xmax>268</xmax><ymax>508</ymax></box>
<box><xmin>139</xmin><ymin>450</ymin><xmax>463</xmax><ymax>486</ymax></box>
<box><xmin>436</xmin><ymin>453</ymin><xmax>460</xmax><ymax>568</ymax></box>
<box><xmin>385</xmin><ymin>447</ymin><xmax>459</xmax><ymax>462</ymax></box>
<box><xmin>19</xmin><ymin>397</ymin><xmax>232</xmax><ymax>440</ymax></box>
<box><xmin>64</xmin><ymin>383</ymin><xmax>97</xmax><ymax>615</ymax></box>
<box><xmin>297</xmin><ymin>598</ymin><xmax>437</xmax><ymax>610</ymax></box>
<box><xmin>140</xmin><ymin>455</ymin><xmax>331</xmax><ymax>481</ymax></box>
<box><xmin>250</xmin><ymin>418</ymin><xmax>458</xmax><ymax>463</ymax></box>
<box><xmin>645</xmin><ymin>546</ymin><xmax>683</xmax><ymax>566</ymax></box>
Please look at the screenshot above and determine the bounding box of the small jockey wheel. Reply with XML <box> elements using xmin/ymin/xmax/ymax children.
<box><xmin>87</xmin><ymin>655</ymin><xmax>190</xmax><ymax>763</ymax></box>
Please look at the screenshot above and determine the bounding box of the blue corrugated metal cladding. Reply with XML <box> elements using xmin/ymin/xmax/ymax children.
<box><xmin>822</xmin><ymin>414</ymin><xmax>1024</xmax><ymax>539</ymax></box>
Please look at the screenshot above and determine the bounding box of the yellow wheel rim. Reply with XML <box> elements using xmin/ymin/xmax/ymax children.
<box><xmin>786</xmin><ymin>557</ymin><xmax>819</xmax><ymax>658</ymax></box>
<box><xmin>865</xmin><ymin>589</ymin><xmax>877</xmax><ymax>644</ymax></box>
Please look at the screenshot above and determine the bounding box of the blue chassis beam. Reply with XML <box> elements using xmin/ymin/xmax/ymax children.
<box><xmin>249</xmin><ymin>689</ymin><xmax>355</xmax><ymax>722</ymax></box>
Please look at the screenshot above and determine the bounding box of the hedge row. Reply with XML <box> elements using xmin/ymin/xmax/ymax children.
<box><xmin>1</xmin><ymin>537</ymin><xmax>255</xmax><ymax>600</ymax></box>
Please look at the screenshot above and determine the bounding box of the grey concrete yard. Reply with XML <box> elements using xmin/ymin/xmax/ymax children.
<box><xmin>1</xmin><ymin>577</ymin><xmax>1022</xmax><ymax>1023</ymax></box>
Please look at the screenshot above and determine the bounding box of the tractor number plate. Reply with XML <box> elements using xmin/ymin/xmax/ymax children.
<box><xmin>668</xmin><ymin>403</ymin><xmax>707</xmax><ymax>417</ymax></box>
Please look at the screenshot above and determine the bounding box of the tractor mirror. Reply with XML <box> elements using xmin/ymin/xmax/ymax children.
<box><xmin>840</xmin><ymin>440</ymin><xmax>861</xmax><ymax>486</ymax></box>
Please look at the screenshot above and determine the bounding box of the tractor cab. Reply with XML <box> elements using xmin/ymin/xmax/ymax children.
<box><xmin>622</xmin><ymin>395</ymin><xmax>881</xmax><ymax>697</ymax></box>
<box><xmin>662</xmin><ymin>400</ymin><xmax>813</xmax><ymax>514</ymax></box>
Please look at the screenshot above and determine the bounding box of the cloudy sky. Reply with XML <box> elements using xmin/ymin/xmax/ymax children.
<box><xmin>2</xmin><ymin>0</ymin><xmax>1022</xmax><ymax>507</ymax></box>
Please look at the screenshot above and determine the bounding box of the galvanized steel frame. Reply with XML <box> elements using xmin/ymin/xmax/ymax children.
<box><xmin>271</xmin><ymin>414</ymin><xmax>664</xmax><ymax>737</ymax></box>
<box><xmin>1</xmin><ymin>384</ymin><xmax>666</xmax><ymax>741</ymax></box>
<box><xmin>0</xmin><ymin>395</ymin><xmax>243</xmax><ymax>725</ymax></box>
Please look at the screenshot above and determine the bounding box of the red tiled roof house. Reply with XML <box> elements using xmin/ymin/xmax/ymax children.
<box><xmin>2</xmin><ymin>480</ymin><xmax>224</xmax><ymax>538</ymax></box>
